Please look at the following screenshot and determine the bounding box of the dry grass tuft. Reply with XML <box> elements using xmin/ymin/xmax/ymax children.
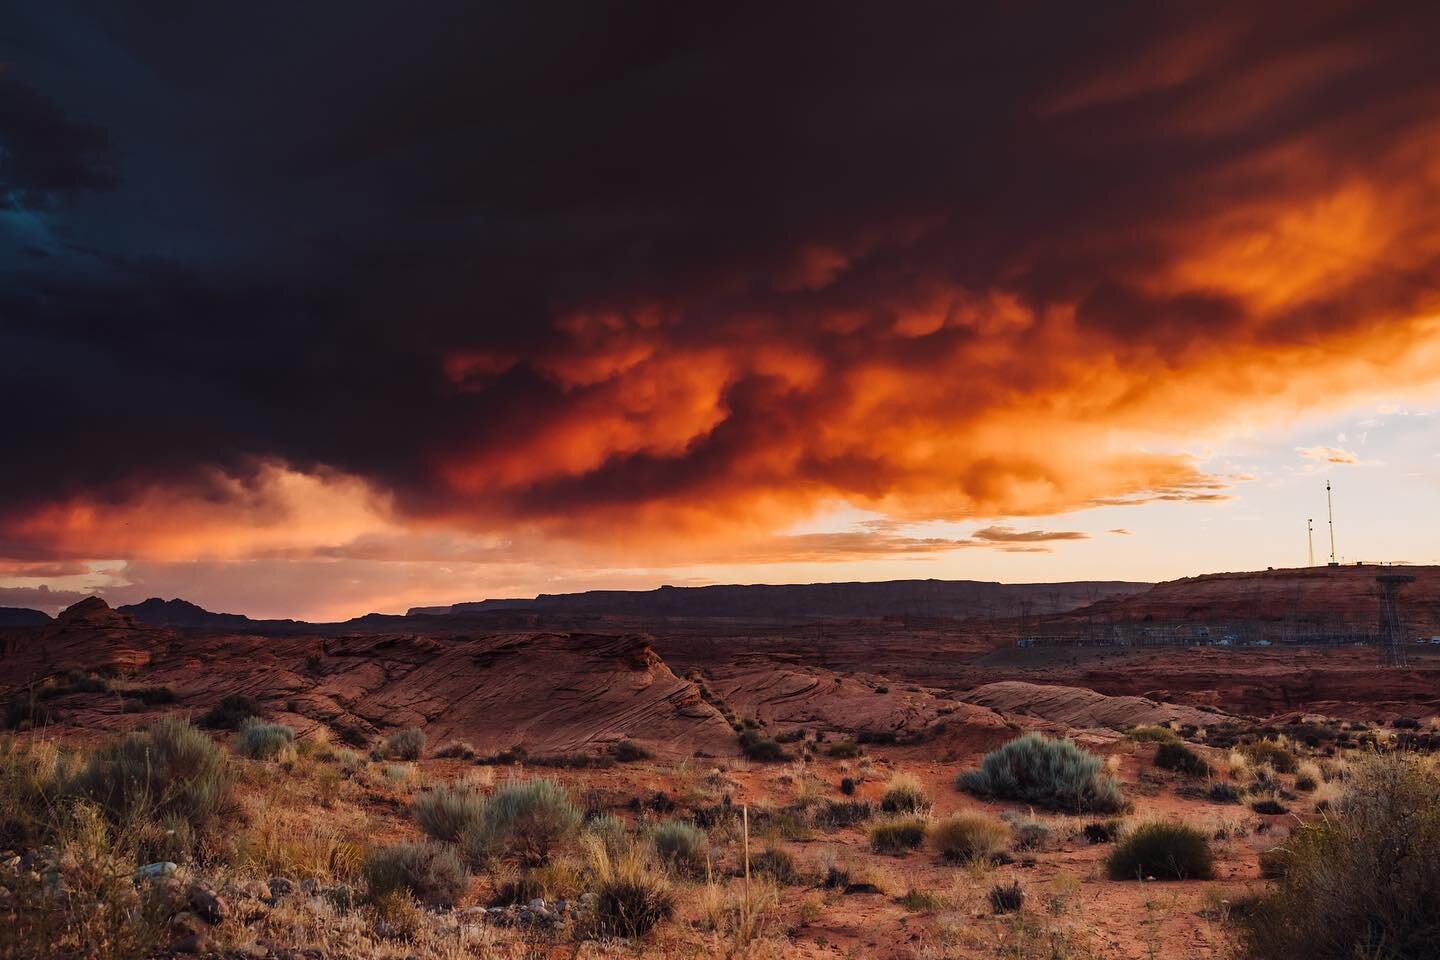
<box><xmin>930</xmin><ymin>812</ymin><xmax>1010</xmax><ymax>864</ymax></box>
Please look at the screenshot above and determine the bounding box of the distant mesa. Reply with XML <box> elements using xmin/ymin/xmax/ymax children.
<box><xmin>0</xmin><ymin>607</ymin><xmax>51</xmax><ymax>626</ymax></box>
<box><xmin>118</xmin><ymin>597</ymin><xmax>255</xmax><ymax>629</ymax></box>
<box><xmin>408</xmin><ymin>578</ymin><xmax>1152</xmax><ymax>622</ymax></box>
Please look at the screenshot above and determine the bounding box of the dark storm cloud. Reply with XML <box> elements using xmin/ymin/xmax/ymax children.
<box><xmin>2</xmin><ymin>1</ymin><xmax>1439</xmax><ymax>563</ymax></box>
<box><xmin>0</xmin><ymin>69</ymin><xmax>114</xmax><ymax>209</ymax></box>
<box><xmin>0</xmin><ymin>584</ymin><xmax>91</xmax><ymax>612</ymax></box>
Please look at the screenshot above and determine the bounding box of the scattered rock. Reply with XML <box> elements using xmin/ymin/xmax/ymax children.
<box><xmin>326</xmin><ymin>883</ymin><xmax>356</xmax><ymax>910</ymax></box>
<box><xmin>135</xmin><ymin>861</ymin><xmax>178</xmax><ymax>881</ymax></box>
<box><xmin>471</xmin><ymin>896</ymin><xmax>584</xmax><ymax>928</ymax></box>
<box><xmin>256</xmin><ymin>939</ymin><xmax>299</xmax><ymax>960</ymax></box>
<box><xmin>168</xmin><ymin>932</ymin><xmax>208</xmax><ymax>955</ymax></box>
<box><xmin>239</xmin><ymin>879</ymin><xmax>272</xmax><ymax>902</ymax></box>
<box><xmin>188</xmin><ymin>881</ymin><xmax>229</xmax><ymax>924</ymax></box>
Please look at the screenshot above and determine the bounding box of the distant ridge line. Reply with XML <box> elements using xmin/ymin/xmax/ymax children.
<box><xmin>407</xmin><ymin>578</ymin><xmax>1152</xmax><ymax>621</ymax></box>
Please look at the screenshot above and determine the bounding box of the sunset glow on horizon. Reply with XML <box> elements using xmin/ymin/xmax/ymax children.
<box><xmin>4</xmin><ymin>4</ymin><xmax>1440</xmax><ymax>619</ymax></box>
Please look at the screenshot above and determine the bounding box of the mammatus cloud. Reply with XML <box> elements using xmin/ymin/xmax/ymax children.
<box><xmin>2</xmin><ymin>5</ymin><xmax>1440</xmax><ymax>616</ymax></box>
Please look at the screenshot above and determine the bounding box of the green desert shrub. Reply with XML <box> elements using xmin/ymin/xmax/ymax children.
<box><xmin>489</xmin><ymin>855</ymin><xmax>587</xmax><ymax>906</ymax></box>
<box><xmin>1258</xmin><ymin>846</ymin><xmax>1289</xmax><ymax>880</ymax></box>
<box><xmin>587</xmin><ymin>813</ymin><xmax>630</xmax><ymax>854</ymax></box>
<box><xmin>751</xmin><ymin>845</ymin><xmax>798</xmax><ymax>883</ymax></box>
<box><xmin>1008</xmin><ymin>816</ymin><xmax>1052</xmax><ymax>851</ymax></box>
<box><xmin>1241</xmin><ymin>740</ymin><xmax>1297</xmax><ymax>774</ymax></box>
<box><xmin>1154</xmin><ymin>741</ymin><xmax>1212</xmax><ymax>777</ymax></box>
<box><xmin>814</xmin><ymin>799</ymin><xmax>873</xmax><ymax>829</ymax></box>
<box><xmin>1130</xmin><ymin>725</ymin><xmax>1181</xmax><ymax>744</ymax></box>
<box><xmin>988</xmin><ymin>879</ymin><xmax>1026</xmax><ymax>914</ymax></box>
<box><xmin>880</xmin><ymin>772</ymin><xmax>930</xmax><ymax>814</ymax></box>
<box><xmin>3</xmin><ymin>798</ymin><xmax>175</xmax><ymax>957</ymax></box>
<box><xmin>362</xmin><ymin>841</ymin><xmax>470</xmax><ymax>906</ymax></box>
<box><xmin>869</xmin><ymin>815</ymin><xmax>928</xmax><ymax>855</ymax></box>
<box><xmin>958</xmin><ymin>733</ymin><xmax>1126</xmax><ymax>813</ymax></box>
<box><xmin>1206</xmin><ymin>780</ymin><xmax>1243</xmax><ymax>804</ymax></box>
<box><xmin>1105</xmin><ymin>821</ymin><xmax>1214</xmax><ymax>880</ymax></box>
<box><xmin>610</xmin><ymin>739</ymin><xmax>651</xmax><ymax>762</ymax></box>
<box><xmin>825</xmin><ymin>740</ymin><xmax>861</xmax><ymax>758</ymax></box>
<box><xmin>1082</xmin><ymin>819</ymin><xmax>1122</xmax><ymax>844</ymax></box>
<box><xmin>413</xmin><ymin>783</ymin><xmax>487</xmax><ymax>843</ymax></box>
<box><xmin>71</xmin><ymin>716</ymin><xmax>231</xmax><ymax>831</ymax></box>
<box><xmin>461</xmin><ymin>778</ymin><xmax>581</xmax><ymax>867</ymax></box>
<box><xmin>930</xmin><ymin>812</ymin><xmax>1010</xmax><ymax>864</ymax></box>
<box><xmin>432</xmin><ymin>740</ymin><xmax>476</xmax><ymax>760</ymax></box>
<box><xmin>1240</xmin><ymin>755</ymin><xmax>1440</xmax><ymax>960</ymax></box>
<box><xmin>899</xmin><ymin>887</ymin><xmax>946</xmax><ymax>912</ymax></box>
<box><xmin>234</xmin><ymin>718</ymin><xmax>296</xmax><ymax>761</ymax></box>
<box><xmin>334</xmin><ymin>747</ymin><xmax>365</xmax><ymax>772</ymax></box>
<box><xmin>1250</xmin><ymin>797</ymin><xmax>1289</xmax><ymax>815</ymax></box>
<box><xmin>738</xmin><ymin>729</ymin><xmax>787</xmax><ymax>762</ymax></box>
<box><xmin>0</xmin><ymin>736</ymin><xmax>71</xmax><ymax>845</ymax></box>
<box><xmin>381</xmin><ymin>727</ymin><xmax>426</xmax><ymax>761</ymax></box>
<box><xmin>587</xmin><ymin>838</ymin><xmax>675</xmax><ymax>939</ymax></box>
<box><xmin>1293</xmin><ymin>763</ymin><xmax>1320</xmax><ymax>792</ymax></box>
<box><xmin>651</xmin><ymin>820</ymin><xmax>707</xmax><ymax>875</ymax></box>
<box><xmin>199</xmin><ymin>693</ymin><xmax>265</xmax><ymax>730</ymax></box>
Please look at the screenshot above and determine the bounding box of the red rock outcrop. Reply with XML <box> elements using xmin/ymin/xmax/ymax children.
<box><xmin>704</xmin><ymin>661</ymin><xmax>1012</xmax><ymax>749</ymax></box>
<box><xmin>0</xmin><ymin>608</ymin><xmax>742</xmax><ymax>758</ymax></box>
<box><xmin>1070</xmin><ymin>564</ymin><xmax>1440</xmax><ymax>636</ymax></box>
<box><xmin>959</xmin><ymin>680</ymin><xmax>1224</xmax><ymax>730</ymax></box>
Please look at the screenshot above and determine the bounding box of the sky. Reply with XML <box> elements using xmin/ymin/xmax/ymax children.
<box><xmin>2</xmin><ymin>3</ymin><xmax>1439</xmax><ymax>620</ymax></box>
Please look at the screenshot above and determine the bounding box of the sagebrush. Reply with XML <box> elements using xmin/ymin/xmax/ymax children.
<box><xmin>958</xmin><ymin>733</ymin><xmax>1125</xmax><ymax>813</ymax></box>
<box><xmin>1240</xmin><ymin>755</ymin><xmax>1440</xmax><ymax>960</ymax></box>
<box><xmin>1105</xmin><ymin>820</ymin><xmax>1213</xmax><ymax>880</ymax></box>
<box><xmin>461</xmin><ymin>777</ymin><xmax>581</xmax><ymax>867</ymax></box>
<box><xmin>362</xmin><ymin>841</ymin><xmax>470</xmax><ymax>905</ymax></box>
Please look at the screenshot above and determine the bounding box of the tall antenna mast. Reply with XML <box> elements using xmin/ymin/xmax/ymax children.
<box><xmin>1326</xmin><ymin>481</ymin><xmax>1337</xmax><ymax>566</ymax></box>
<box><xmin>1307</xmin><ymin>519</ymin><xmax>1314</xmax><ymax>567</ymax></box>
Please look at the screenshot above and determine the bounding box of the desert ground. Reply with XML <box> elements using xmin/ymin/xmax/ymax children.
<box><xmin>3</xmin><ymin>567</ymin><xmax>1437</xmax><ymax>960</ymax></box>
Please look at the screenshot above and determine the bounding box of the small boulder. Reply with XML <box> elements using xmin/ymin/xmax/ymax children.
<box><xmin>187</xmin><ymin>882</ymin><xmax>228</xmax><ymax>924</ymax></box>
<box><xmin>167</xmin><ymin>932</ymin><xmax>207</xmax><ymax>954</ymax></box>
<box><xmin>135</xmin><ymin>861</ymin><xmax>178</xmax><ymax>882</ymax></box>
<box><xmin>326</xmin><ymin>883</ymin><xmax>356</xmax><ymax>910</ymax></box>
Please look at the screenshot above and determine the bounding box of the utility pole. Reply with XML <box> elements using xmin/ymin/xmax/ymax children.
<box><xmin>1307</xmin><ymin>519</ymin><xmax>1314</xmax><ymax>567</ymax></box>
<box><xmin>1326</xmin><ymin>481</ymin><xmax>1338</xmax><ymax>566</ymax></box>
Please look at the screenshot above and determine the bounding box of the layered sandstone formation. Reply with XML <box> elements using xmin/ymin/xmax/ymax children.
<box><xmin>959</xmin><ymin>680</ymin><xmax>1224</xmax><ymax>730</ymax></box>
<box><xmin>705</xmin><ymin>661</ymin><xmax>1013</xmax><ymax>751</ymax></box>
<box><xmin>1071</xmin><ymin>565</ymin><xmax>1440</xmax><ymax>636</ymax></box>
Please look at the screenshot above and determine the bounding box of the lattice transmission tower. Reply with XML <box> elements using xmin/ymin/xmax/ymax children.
<box><xmin>1375</xmin><ymin>574</ymin><xmax>1414</xmax><ymax>668</ymax></box>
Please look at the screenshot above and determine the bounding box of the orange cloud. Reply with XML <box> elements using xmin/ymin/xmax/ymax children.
<box><xmin>1296</xmin><ymin>446</ymin><xmax>1363</xmax><ymax>465</ymax></box>
<box><xmin>6</xmin><ymin>11</ymin><xmax>1440</xmax><ymax>608</ymax></box>
<box><xmin>3</xmin><ymin>462</ymin><xmax>397</xmax><ymax>562</ymax></box>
